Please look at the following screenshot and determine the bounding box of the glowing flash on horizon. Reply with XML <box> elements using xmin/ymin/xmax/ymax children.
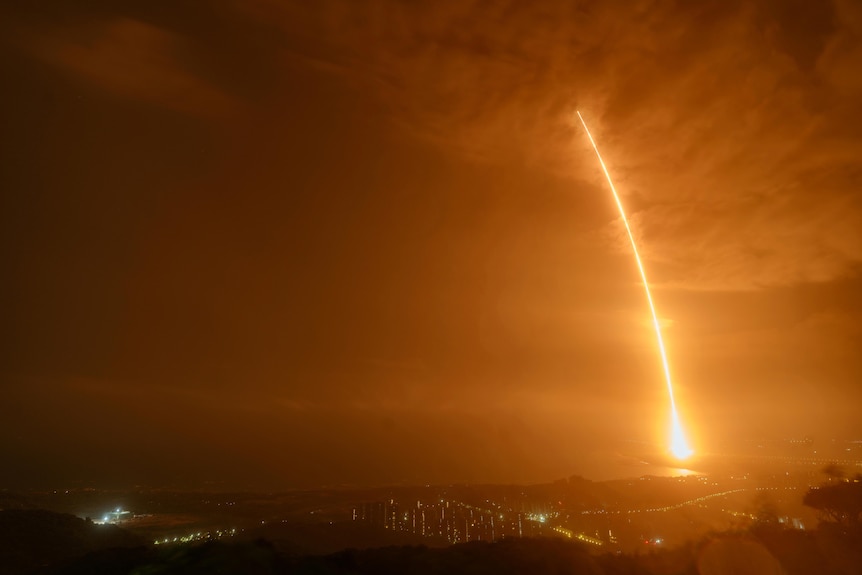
<box><xmin>576</xmin><ymin>111</ymin><xmax>693</xmax><ymax>460</ymax></box>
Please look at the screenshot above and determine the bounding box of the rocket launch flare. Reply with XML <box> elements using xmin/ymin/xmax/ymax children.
<box><xmin>576</xmin><ymin>111</ymin><xmax>693</xmax><ymax>460</ymax></box>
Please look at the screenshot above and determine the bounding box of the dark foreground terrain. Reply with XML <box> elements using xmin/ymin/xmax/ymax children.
<box><xmin>2</xmin><ymin>509</ymin><xmax>860</xmax><ymax>575</ymax></box>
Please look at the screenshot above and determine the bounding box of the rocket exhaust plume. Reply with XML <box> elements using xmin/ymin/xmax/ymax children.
<box><xmin>576</xmin><ymin>111</ymin><xmax>693</xmax><ymax>460</ymax></box>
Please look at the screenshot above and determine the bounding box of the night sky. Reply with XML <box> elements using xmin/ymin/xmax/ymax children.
<box><xmin>2</xmin><ymin>0</ymin><xmax>861</xmax><ymax>489</ymax></box>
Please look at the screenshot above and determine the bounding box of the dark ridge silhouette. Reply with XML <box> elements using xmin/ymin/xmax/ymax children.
<box><xmin>0</xmin><ymin>509</ymin><xmax>145</xmax><ymax>575</ymax></box>
<box><xmin>41</xmin><ymin>540</ymin><xmax>278</xmax><ymax>575</ymax></box>
<box><xmin>302</xmin><ymin>538</ymin><xmax>603</xmax><ymax>575</ymax></box>
<box><xmin>35</xmin><ymin>527</ymin><xmax>862</xmax><ymax>575</ymax></box>
<box><xmin>239</xmin><ymin>519</ymin><xmax>448</xmax><ymax>555</ymax></box>
<box><xmin>39</xmin><ymin>545</ymin><xmax>154</xmax><ymax>575</ymax></box>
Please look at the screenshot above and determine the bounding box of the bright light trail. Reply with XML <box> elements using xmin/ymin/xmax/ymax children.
<box><xmin>576</xmin><ymin>111</ymin><xmax>693</xmax><ymax>460</ymax></box>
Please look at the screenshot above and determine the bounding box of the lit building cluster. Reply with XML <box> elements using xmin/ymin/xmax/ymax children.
<box><xmin>353</xmin><ymin>498</ymin><xmax>622</xmax><ymax>547</ymax></box>
<box><xmin>353</xmin><ymin>498</ymin><xmax>552</xmax><ymax>544</ymax></box>
<box><xmin>481</xmin><ymin>476</ymin><xmax>809</xmax><ymax>550</ymax></box>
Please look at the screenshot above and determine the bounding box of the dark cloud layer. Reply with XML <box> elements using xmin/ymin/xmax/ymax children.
<box><xmin>1</xmin><ymin>0</ymin><xmax>861</xmax><ymax>489</ymax></box>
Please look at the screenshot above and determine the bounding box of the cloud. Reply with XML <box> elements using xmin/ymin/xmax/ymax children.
<box><xmin>26</xmin><ymin>17</ymin><xmax>235</xmax><ymax>117</ymax></box>
<box><xmin>238</xmin><ymin>0</ymin><xmax>862</xmax><ymax>290</ymax></box>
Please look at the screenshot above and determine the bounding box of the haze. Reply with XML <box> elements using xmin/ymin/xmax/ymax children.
<box><xmin>2</xmin><ymin>0</ymin><xmax>861</xmax><ymax>490</ymax></box>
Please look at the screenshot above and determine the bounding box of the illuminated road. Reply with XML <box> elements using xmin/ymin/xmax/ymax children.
<box><xmin>154</xmin><ymin>527</ymin><xmax>238</xmax><ymax>546</ymax></box>
<box><xmin>706</xmin><ymin>453</ymin><xmax>862</xmax><ymax>468</ymax></box>
<box><xmin>579</xmin><ymin>486</ymin><xmax>799</xmax><ymax>515</ymax></box>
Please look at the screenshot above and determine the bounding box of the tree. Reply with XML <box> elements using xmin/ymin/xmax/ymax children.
<box><xmin>803</xmin><ymin>477</ymin><xmax>862</xmax><ymax>528</ymax></box>
<box><xmin>752</xmin><ymin>492</ymin><xmax>780</xmax><ymax>528</ymax></box>
<box><xmin>822</xmin><ymin>463</ymin><xmax>845</xmax><ymax>482</ymax></box>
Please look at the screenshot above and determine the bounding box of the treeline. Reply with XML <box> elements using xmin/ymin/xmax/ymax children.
<box><xmin>0</xmin><ymin>509</ymin><xmax>145</xmax><ymax>575</ymax></box>
<box><xmin>36</xmin><ymin>527</ymin><xmax>862</xmax><ymax>575</ymax></box>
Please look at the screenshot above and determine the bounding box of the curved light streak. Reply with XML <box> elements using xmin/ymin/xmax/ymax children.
<box><xmin>576</xmin><ymin>111</ymin><xmax>693</xmax><ymax>460</ymax></box>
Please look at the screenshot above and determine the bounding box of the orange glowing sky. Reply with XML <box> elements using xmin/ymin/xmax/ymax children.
<box><xmin>1</xmin><ymin>0</ymin><xmax>861</xmax><ymax>489</ymax></box>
